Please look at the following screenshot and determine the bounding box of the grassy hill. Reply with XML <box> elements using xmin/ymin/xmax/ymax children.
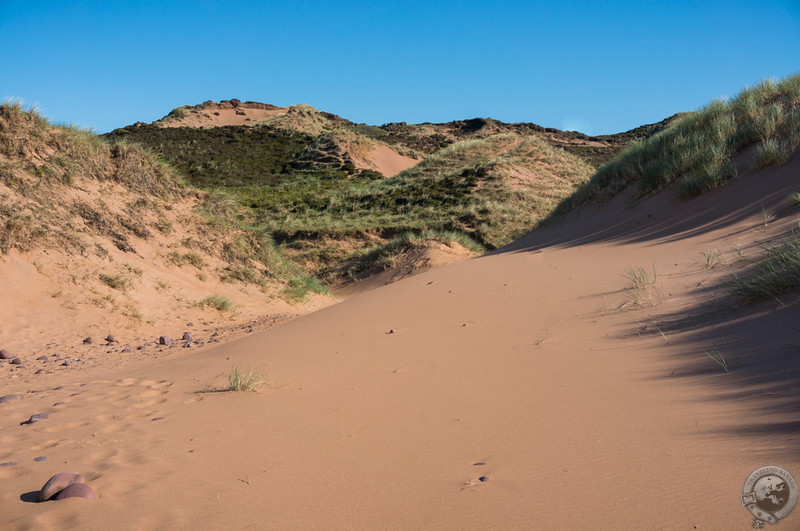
<box><xmin>0</xmin><ymin>102</ymin><xmax>325</xmax><ymax>304</ymax></box>
<box><xmin>104</xmin><ymin>102</ymin><xmax>675</xmax><ymax>285</ymax></box>
<box><xmin>562</xmin><ymin>74</ymin><xmax>800</xmax><ymax>206</ymax></box>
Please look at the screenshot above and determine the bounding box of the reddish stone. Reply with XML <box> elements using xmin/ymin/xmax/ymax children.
<box><xmin>54</xmin><ymin>483</ymin><xmax>97</xmax><ymax>500</ymax></box>
<box><xmin>39</xmin><ymin>472</ymin><xmax>84</xmax><ymax>501</ymax></box>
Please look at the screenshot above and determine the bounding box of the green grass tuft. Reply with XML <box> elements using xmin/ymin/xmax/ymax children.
<box><xmin>228</xmin><ymin>366</ymin><xmax>265</xmax><ymax>392</ymax></box>
<box><xmin>283</xmin><ymin>276</ymin><xmax>329</xmax><ymax>301</ymax></box>
<box><xmin>198</xmin><ymin>294</ymin><xmax>234</xmax><ymax>312</ymax></box>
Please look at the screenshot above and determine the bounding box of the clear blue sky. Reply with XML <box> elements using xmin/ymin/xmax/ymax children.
<box><xmin>2</xmin><ymin>1</ymin><xmax>798</xmax><ymax>135</ymax></box>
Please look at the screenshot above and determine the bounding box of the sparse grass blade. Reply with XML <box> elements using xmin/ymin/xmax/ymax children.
<box><xmin>704</xmin><ymin>350</ymin><xmax>729</xmax><ymax>373</ymax></box>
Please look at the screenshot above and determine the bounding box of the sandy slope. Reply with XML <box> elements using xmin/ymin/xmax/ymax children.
<box><xmin>348</xmin><ymin>143</ymin><xmax>420</xmax><ymax>178</ymax></box>
<box><xmin>2</xmin><ymin>154</ymin><xmax>800</xmax><ymax>529</ymax></box>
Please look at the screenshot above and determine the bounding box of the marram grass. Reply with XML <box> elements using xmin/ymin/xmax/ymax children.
<box><xmin>557</xmin><ymin>73</ymin><xmax>800</xmax><ymax>210</ymax></box>
<box><xmin>228</xmin><ymin>366</ymin><xmax>266</xmax><ymax>392</ymax></box>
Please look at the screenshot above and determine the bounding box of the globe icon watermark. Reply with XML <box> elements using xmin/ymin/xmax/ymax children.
<box><xmin>742</xmin><ymin>466</ymin><xmax>798</xmax><ymax>528</ymax></box>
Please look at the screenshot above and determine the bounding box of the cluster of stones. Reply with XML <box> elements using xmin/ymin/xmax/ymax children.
<box><xmin>39</xmin><ymin>472</ymin><xmax>97</xmax><ymax>501</ymax></box>
<box><xmin>4</xmin><ymin>316</ymin><xmax>290</xmax><ymax>379</ymax></box>
<box><xmin>0</xmin><ymin>349</ymin><xmax>23</xmax><ymax>367</ymax></box>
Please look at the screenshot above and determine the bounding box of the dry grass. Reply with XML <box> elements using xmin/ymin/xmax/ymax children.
<box><xmin>197</xmin><ymin>294</ymin><xmax>234</xmax><ymax>312</ymax></box>
<box><xmin>228</xmin><ymin>366</ymin><xmax>266</xmax><ymax>392</ymax></box>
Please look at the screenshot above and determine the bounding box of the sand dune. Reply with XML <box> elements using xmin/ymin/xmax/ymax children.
<box><xmin>2</xmin><ymin>153</ymin><xmax>799</xmax><ymax>529</ymax></box>
<box><xmin>348</xmin><ymin>143</ymin><xmax>420</xmax><ymax>178</ymax></box>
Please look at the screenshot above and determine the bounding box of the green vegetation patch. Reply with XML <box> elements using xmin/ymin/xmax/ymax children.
<box><xmin>262</xmin><ymin>134</ymin><xmax>593</xmax><ymax>250</ymax></box>
<box><xmin>564</xmin><ymin>74</ymin><xmax>800</xmax><ymax>207</ymax></box>
<box><xmin>104</xmin><ymin>124</ymin><xmax>316</xmax><ymax>187</ymax></box>
<box><xmin>197</xmin><ymin>294</ymin><xmax>233</xmax><ymax>312</ymax></box>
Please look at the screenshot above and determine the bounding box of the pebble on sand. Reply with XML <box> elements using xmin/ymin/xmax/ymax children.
<box><xmin>83</xmin><ymin>337</ymin><xmax>93</xmax><ymax>345</ymax></box>
<box><xmin>34</xmin><ymin>456</ymin><xmax>47</xmax><ymax>462</ymax></box>
<box><xmin>21</xmin><ymin>413</ymin><xmax>49</xmax><ymax>425</ymax></box>
<box><xmin>0</xmin><ymin>394</ymin><xmax>22</xmax><ymax>403</ymax></box>
<box><xmin>10</xmin><ymin>357</ymin><xmax>22</xmax><ymax>365</ymax></box>
<box><xmin>39</xmin><ymin>472</ymin><xmax>85</xmax><ymax>501</ymax></box>
<box><xmin>0</xmin><ymin>349</ymin><xmax>12</xmax><ymax>359</ymax></box>
<box><xmin>182</xmin><ymin>332</ymin><xmax>192</xmax><ymax>341</ymax></box>
<box><xmin>159</xmin><ymin>336</ymin><xmax>173</xmax><ymax>346</ymax></box>
<box><xmin>105</xmin><ymin>334</ymin><xmax>119</xmax><ymax>343</ymax></box>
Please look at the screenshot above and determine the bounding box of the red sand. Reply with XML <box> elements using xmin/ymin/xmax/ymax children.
<box><xmin>1</xmin><ymin>153</ymin><xmax>799</xmax><ymax>529</ymax></box>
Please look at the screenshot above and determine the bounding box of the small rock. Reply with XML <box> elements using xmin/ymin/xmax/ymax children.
<box><xmin>121</xmin><ymin>348</ymin><xmax>132</xmax><ymax>353</ymax></box>
<box><xmin>83</xmin><ymin>337</ymin><xmax>93</xmax><ymax>345</ymax></box>
<box><xmin>186</xmin><ymin>322</ymin><xmax>194</xmax><ymax>327</ymax></box>
<box><xmin>478</xmin><ymin>476</ymin><xmax>489</xmax><ymax>482</ymax></box>
<box><xmin>182</xmin><ymin>332</ymin><xmax>192</xmax><ymax>341</ymax></box>
<box><xmin>388</xmin><ymin>329</ymin><xmax>396</xmax><ymax>334</ymax></box>
<box><xmin>33</xmin><ymin>456</ymin><xmax>47</xmax><ymax>462</ymax></box>
<box><xmin>105</xmin><ymin>334</ymin><xmax>118</xmax><ymax>343</ymax></box>
<box><xmin>39</xmin><ymin>472</ymin><xmax>85</xmax><ymax>501</ymax></box>
<box><xmin>21</xmin><ymin>413</ymin><xmax>49</xmax><ymax>425</ymax></box>
<box><xmin>159</xmin><ymin>336</ymin><xmax>173</xmax><ymax>346</ymax></box>
<box><xmin>10</xmin><ymin>357</ymin><xmax>22</xmax><ymax>365</ymax></box>
<box><xmin>0</xmin><ymin>394</ymin><xmax>22</xmax><ymax>403</ymax></box>
<box><xmin>54</xmin><ymin>483</ymin><xmax>97</xmax><ymax>500</ymax></box>
<box><xmin>34</xmin><ymin>369</ymin><xmax>46</xmax><ymax>375</ymax></box>
<box><xmin>36</xmin><ymin>356</ymin><xmax>48</xmax><ymax>361</ymax></box>
<box><xmin>0</xmin><ymin>349</ymin><xmax>12</xmax><ymax>359</ymax></box>
<box><xmin>0</xmin><ymin>462</ymin><xmax>18</xmax><ymax>467</ymax></box>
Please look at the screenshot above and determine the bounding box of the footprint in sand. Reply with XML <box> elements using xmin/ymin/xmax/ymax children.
<box><xmin>42</xmin><ymin>420</ymin><xmax>91</xmax><ymax>433</ymax></box>
<box><xmin>31</xmin><ymin>439</ymin><xmax>69</xmax><ymax>452</ymax></box>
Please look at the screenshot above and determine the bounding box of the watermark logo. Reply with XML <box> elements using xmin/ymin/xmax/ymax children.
<box><xmin>741</xmin><ymin>466</ymin><xmax>797</xmax><ymax>528</ymax></box>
